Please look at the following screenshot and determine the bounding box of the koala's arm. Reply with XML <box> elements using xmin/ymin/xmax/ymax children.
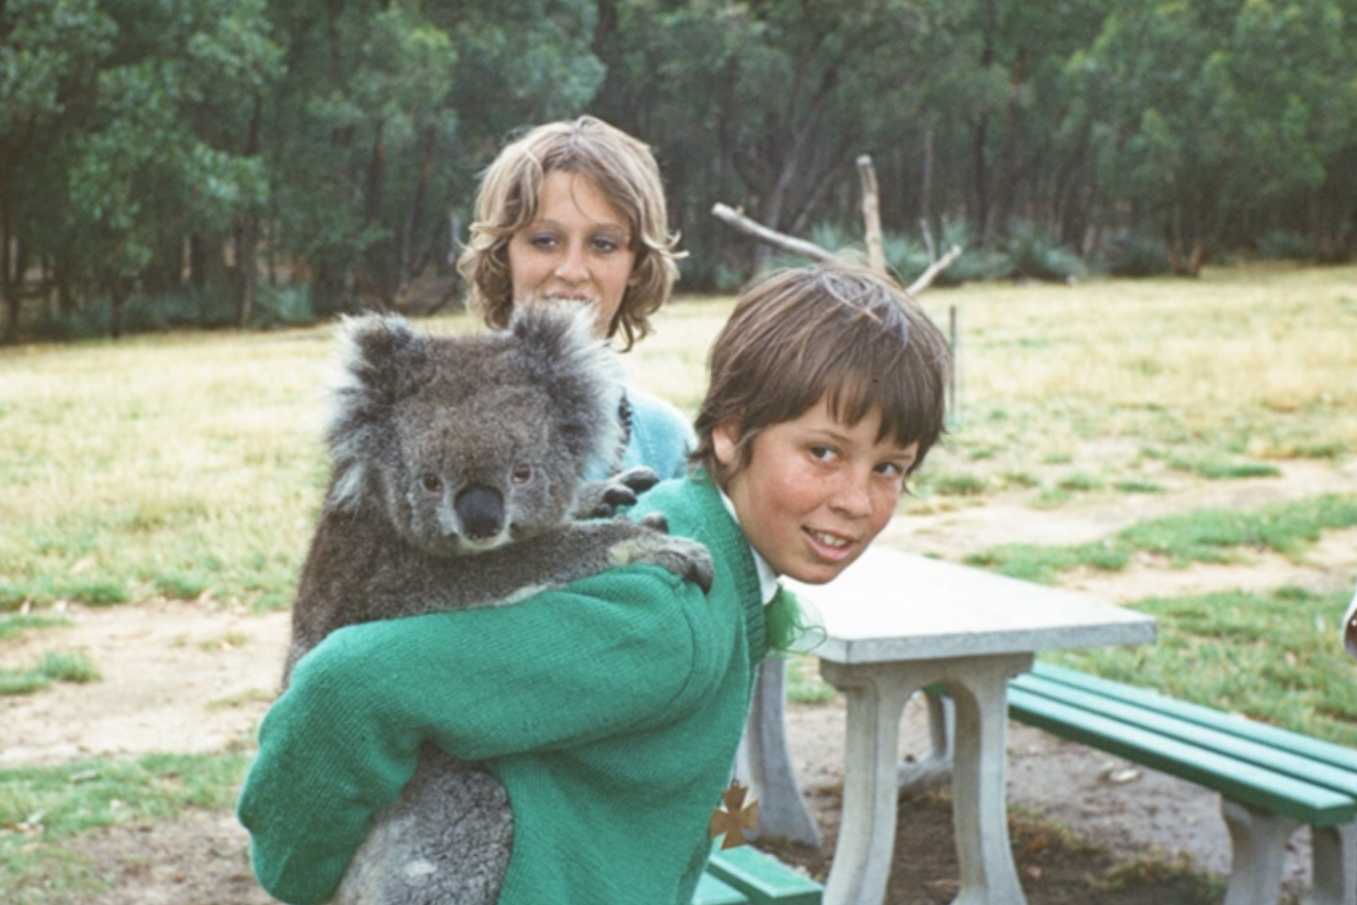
<box><xmin>572</xmin><ymin>465</ymin><xmax>660</xmax><ymax>518</ymax></box>
<box><xmin>363</xmin><ymin>515</ymin><xmax>712</xmax><ymax>618</ymax></box>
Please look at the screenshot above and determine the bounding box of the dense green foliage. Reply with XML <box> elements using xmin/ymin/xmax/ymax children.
<box><xmin>3</xmin><ymin>0</ymin><xmax>1355</xmax><ymax>338</ymax></box>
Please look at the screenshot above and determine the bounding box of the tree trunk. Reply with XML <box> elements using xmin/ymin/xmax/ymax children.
<box><xmin>986</xmin><ymin>51</ymin><xmax>1027</xmax><ymax>241</ymax></box>
<box><xmin>0</xmin><ymin>283</ymin><xmax>14</xmax><ymax>345</ymax></box>
<box><xmin>401</xmin><ymin>125</ymin><xmax>437</xmax><ymax>288</ymax></box>
<box><xmin>236</xmin><ymin>93</ymin><xmax>262</xmax><ymax>328</ymax></box>
<box><xmin>973</xmin><ymin>0</ymin><xmax>997</xmax><ymax>244</ymax></box>
<box><xmin>0</xmin><ymin>202</ymin><xmax>11</xmax><ymax>343</ymax></box>
<box><xmin>108</xmin><ymin>280</ymin><xmax>125</xmax><ymax>340</ymax></box>
<box><xmin>235</xmin><ymin>217</ymin><xmax>258</xmax><ymax>328</ymax></box>
<box><xmin>920</xmin><ymin>126</ymin><xmax>935</xmax><ymax>241</ymax></box>
<box><xmin>361</xmin><ymin>120</ymin><xmax>393</xmax><ymax>305</ymax></box>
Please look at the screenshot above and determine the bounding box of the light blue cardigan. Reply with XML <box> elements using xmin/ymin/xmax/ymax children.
<box><xmin>613</xmin><ymin>384</ymin><xmax>696</xmax><ymax>480</ymax></box>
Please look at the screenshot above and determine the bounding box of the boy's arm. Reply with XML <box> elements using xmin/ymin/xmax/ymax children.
<box><xmin>238</xmin><ymin>565</ymin><xmax>706</xmax><ymax>904</ymax></box>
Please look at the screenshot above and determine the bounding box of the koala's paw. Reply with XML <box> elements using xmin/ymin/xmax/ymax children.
<box><xmin>613</xmin><ymin>528</ymin><xmax>714</xmax><ymax>594</ymax></box>
<box><xmin>576</xmin><ymin>466</ymin><xmax>661</xmax><ymax>518</ymax></box>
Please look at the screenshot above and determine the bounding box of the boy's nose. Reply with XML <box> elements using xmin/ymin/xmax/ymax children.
<box><xmin>829</xmin><ymin>471</ymin><xmax>873</xmax><ymax>518</ymax></box>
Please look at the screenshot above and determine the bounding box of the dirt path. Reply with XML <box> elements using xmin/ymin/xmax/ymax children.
<box><xmin>3</xmin><ymin>458</ymin><xmax>1355</xmax><ymax>902</ymax></box>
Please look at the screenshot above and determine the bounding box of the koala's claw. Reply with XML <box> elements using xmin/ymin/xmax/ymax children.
<box><xmin>616</xmin><ymin>465</ymin><xmax>661</xmax><ymax>494</ymax></box>
<box><xmin>671</xmin><ymin>537</ymin><xmax>715</xmax><ymax>593</ymax></box>
<box><xmin>619</xmin><ymin>530</ymin><xmax>714</xmax><ymax>593</ymax></box>
<box><xmin>576</xmin><ymin>467</ymin><xmax>662</xmax><ymax>518</ymax></box>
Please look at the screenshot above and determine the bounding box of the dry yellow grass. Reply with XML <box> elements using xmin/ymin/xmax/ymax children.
<box><xmin>948</xmin><ymin>265</ymin><xmax>1357</xmax><ymax>423</ymax></box>
<box><xmin>1</xmin><ymin>262</ymin><xmax>1353</xmax><ymax>608</ymax></box>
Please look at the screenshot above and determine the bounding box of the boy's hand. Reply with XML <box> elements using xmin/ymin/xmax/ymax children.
<box><xmin>612</xmin><ymin>513</ymin><xmax>715</xmax><ymax>593</ymax></box>
<box><xmin>575</xmin><ymin>466</ymin><xmax>661</xmax><ymax>518</ymax></box>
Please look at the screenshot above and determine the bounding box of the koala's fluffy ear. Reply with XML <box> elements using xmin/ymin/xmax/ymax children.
<box><xmin>326</xmin><ymin>314</ymin><xmax>427</xmax><ymax>510</ymax></box>
<box><xmin>509</xmin><ymin>304</ymin><xmax>624</xmax><ymax>477</ymax></box>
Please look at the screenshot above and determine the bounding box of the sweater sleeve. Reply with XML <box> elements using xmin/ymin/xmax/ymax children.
<box><xmin>237</xmin><ymin>564</ymin><xmax>709</xmax><ymax>905</ymax></box>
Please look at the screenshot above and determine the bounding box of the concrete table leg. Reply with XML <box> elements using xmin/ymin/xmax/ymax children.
<box><xmin>820</xmin><ymin>659</ymin><xmax>918</xmax><ymax>905</ymax></box>
<box><xmin>945</xmin><ymin>654</ymin><xmax>1031</xmax><ymax>905</ymax></box>
<box><xmin>821</xmin><ymin>654</ymin><xmax>1032</xmax><ymax>905</ymax></box>
<box><xmin>744</xmin><ymin>658</ymin><xmax>823</xmax><ymax>845</ymax></box>
<box><xmin>900</xmin><ymin>690</ymin><xmax>955</xmax><ymax>791</ymax></box>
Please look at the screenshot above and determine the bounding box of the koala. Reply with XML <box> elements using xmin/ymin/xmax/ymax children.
<box><xmin>283</xmin><ymin>304</ymin><xmax>713</xmax><ymax>905</ymax></box>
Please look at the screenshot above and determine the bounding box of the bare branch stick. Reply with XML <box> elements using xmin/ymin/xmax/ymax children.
<box><xmin>856</xmin><ymin>155</ymin><xmax>885</xmax><ymax>273</ymax></box>
<box><xmin>906</xmin><ymin>244</ymin><xmax>962</xmax><ymax>296</ymax></box>
<box><xmin>711</xmin><ymin>204</ymin><xmax>837</xmax><ymax>264</ymax></box>
<box><xmin>712</xmin><ymin>202</ymin><xmax>961</xmax><ymax>297</ymax></box>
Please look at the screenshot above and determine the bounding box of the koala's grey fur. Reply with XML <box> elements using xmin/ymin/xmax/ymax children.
<box><xmin>284</xmin><ymin>304</ymin><xmax>712</xmax><ymax>905</ymax></box>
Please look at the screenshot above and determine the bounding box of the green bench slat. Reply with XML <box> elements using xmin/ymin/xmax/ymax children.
<box><xmin>694</xmin><ymin>872</ymin><xmax>751</xmax><ymax>905</ymax></box>
<box><xmin>1013</xmin><ymin>673</ymin><xmax>1357</xmax><ymax>799</ymax></box>
<box><xmin>1007</xmin><ymin>685</ymin><xmax>1357</xmax><ymax>826</ymax></box>
<box><xmin>704</xmin><ymin>846</ymin><xmax>822</xmax><ymax>905</ymax></box>
<box><xmin>1029</xmin><ymin>661</ymin><xmax>1357</xmax><ymax>773</ymax></box>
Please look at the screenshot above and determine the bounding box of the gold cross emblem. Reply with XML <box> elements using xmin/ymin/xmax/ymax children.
<box><xmin>708</xmin><ymin>779</ymin><xmax>759</xmax><ymax>850</ymax></box>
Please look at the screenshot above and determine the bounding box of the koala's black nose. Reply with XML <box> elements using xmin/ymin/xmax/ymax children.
<box><xmin>455</xmin><ymin>486</ymin><xmax>504</xmax><ymax>540</ymax></box>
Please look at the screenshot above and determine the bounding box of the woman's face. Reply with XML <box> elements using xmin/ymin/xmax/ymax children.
<box><xmin>507</xmin><ymin>170</ymin><xmax>638</xmax><ymax>337</ymax></box>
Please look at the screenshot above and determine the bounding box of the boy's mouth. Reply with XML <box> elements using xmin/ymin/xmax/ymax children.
<box><xmin>805</xmin><ymin>527</ymin><xmax>855</xmax><ymax>558</ymax></box>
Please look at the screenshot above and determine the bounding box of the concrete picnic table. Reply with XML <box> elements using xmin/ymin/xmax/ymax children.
<box><xmin>744</xmin><ymin>546</ymin><xmax>1157</xmax><ymax>905</ymax></box>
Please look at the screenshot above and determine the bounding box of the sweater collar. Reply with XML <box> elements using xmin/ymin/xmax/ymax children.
<box><xmin>714</xmin><ymin>486</ymin><xmax>779</xmax><ymax>606</ymax></box>
<box><xmin>690</xmin><ymin>476</ymin><xmax>769</xmax><ymax>664</ymax></box>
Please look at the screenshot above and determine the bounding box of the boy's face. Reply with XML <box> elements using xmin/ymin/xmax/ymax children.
<box><xmin>714</xmin><ymin>397</ymin><xmax>918</xmax><ymax>585</ymax></box>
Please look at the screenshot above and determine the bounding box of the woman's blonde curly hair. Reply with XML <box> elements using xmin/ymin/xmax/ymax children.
<box><xmin>456</xmin><ymin>116</ymin><xmax>682</xmax><ymax>351</ymax></box>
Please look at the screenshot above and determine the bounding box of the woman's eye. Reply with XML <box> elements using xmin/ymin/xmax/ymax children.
<box><xmin>511</xmin><ymin>464</ymin><xmax>533</xmax><ymax>484</ymax></box>
<box><xmin>529</xmin><ymin>234</ymin><xmax>558</xmax><ymax>249</ymax></box>
<box><xmin>421</xmin><ymin>473</ymin><xmax>443</xmax><ymax>493</ymax></box>
<box><xmin>591</xmin><ymin>236</ymin><xmax>621</xmax><ymax>253</ymax></box>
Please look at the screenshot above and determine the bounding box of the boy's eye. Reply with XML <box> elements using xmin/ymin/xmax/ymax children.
<box><xmin>808</xmin><ymin>445</ymin><xmax>836</xmax><ymax>462</ymax></box>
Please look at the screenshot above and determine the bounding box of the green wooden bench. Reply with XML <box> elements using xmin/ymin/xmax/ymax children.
<box><xmin>1007</xmin><ymin>661</ymin><xmax>1357</xmax><ymax>905</ymax></box>
<box><xmin>694</xmin><ymin>845</ymin><xmax>822</xmax><ymax>905</ymax></box>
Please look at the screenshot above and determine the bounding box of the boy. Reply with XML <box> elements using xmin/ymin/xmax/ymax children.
<box><xmin>238</xmin><ymin>259</ymin><xmax>951</xmax><ymax>904</ymax></box>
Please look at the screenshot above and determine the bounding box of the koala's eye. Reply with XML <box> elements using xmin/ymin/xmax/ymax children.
<box><xmin>511</xmin><ymin>464</ymin><xmax>532</xmax><ymax>485</ymax></box>
<box><xmin>421</xmin><ymin>473</ymin><xmax>444</xmax><ymax>494</ymax></box>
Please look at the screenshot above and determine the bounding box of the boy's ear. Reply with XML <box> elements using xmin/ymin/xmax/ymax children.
<box><xmin>712</xmin><ymin>418</ymin><xmax>742</xmax><ymax>467</ymax></box>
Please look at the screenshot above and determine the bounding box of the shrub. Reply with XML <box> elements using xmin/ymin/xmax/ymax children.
<box><xmin>1003</xmin><ymin>221</ymin><xmax>1086</xmax><ymax>283</ymax></box>
<box><xmin>1094</xmin><ymin>232</ymin><xmax>1172</xmax><ymax>277</ymax></box>
<box><xmin>1256</xmin><ymin>230</ymin><xmax>1316</xmax><ymax>261</ymax></box>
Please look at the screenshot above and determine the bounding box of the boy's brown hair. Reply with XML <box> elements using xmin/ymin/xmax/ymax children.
<box><xmin>456</xmin><ymin>116</ymin><xmax>682</xmax><ymax>351</ymax></box>
<box><xmin>692</xmin><ymin>260</ymin><xmax>951</xmax><ymax>487</ymax></box>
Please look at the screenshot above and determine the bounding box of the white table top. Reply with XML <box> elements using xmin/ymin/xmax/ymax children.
<box><xmin>785</xmin><ymin>546</ymin><xmax>1157</xmax><ymax>665</ymax></box>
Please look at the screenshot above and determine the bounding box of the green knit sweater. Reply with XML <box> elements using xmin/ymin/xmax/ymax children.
<box><xmin>237</xmin><ymin>476</ymin><xmax>768</xmax><ymax>905</ymax></box>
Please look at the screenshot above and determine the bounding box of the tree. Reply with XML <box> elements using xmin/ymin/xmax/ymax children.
<box><xmin>263</xmin><ymin>0</ymin><xmax>604</xmax><ymax>316</ymax></box>
<box><xmin>593</xmin><ymin>0</ymin><xmax>967</xmax><ymax>281</ymax></box>
<box><xmin>0</xmin><ymin>0</ymin><xmax>279</xmax><ymax>338</ymax></box>
<box><xmin>1071</xmin><ymin>0</ymin><xmax>1357</xmax><ymax>269</ymax></box>
<box><xmin>0</xmin><ymin>0</ymin><xmax>114</xmax><ymax>340</ymax></box>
